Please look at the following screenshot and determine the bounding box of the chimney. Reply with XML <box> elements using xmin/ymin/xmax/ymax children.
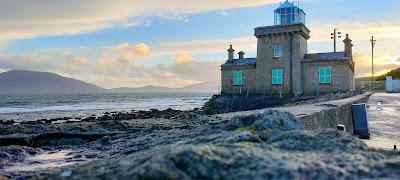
<box><xmin>227</xmin><ymin>45</ymin><xmax>235</xmax><ymax>61</ymax></box>
<box><xmin>343</xmin><ymin>34</ymin><xmax>353</xmax><ymax>58</ymax></box>
<box><xmin>238</xmin><ymin>51</ymin><xmax>245</xmax><ymax>59</ymax></box>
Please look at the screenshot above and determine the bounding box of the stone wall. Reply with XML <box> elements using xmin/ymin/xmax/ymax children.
<box><xmin>302</xmin><ymin>60</ymin><xmax>352</xmax><ymax>94</ymax></box>
<box><xmin>295</xmin><ymin>92</ymin><xmax>372</xmax><ymax>133</ymax></box>
<box><xmin>221</xmin><ymin>65</ymin><xmax>256</xmax><ymax>94</ymax></box>
<box><xmin>216</xmin><ymin>92</ymin><xmax>372</xmax><ymax>134</ymax></box>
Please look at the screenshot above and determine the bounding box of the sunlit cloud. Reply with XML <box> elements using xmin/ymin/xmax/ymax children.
<box><xmin>0</xmin><ymin>47</ymin><xmax>224</xmax><ymax>89</ymax></box>
<box><xmin>116</xmin><ymin>43</ymin><xmax>150</xmax><ymax>61</ymax></box>
<box><xmin>0</xmin><ymin>0</ymin><xmax>279</xmax><ymax>40</ymax></box>
<box><xmin>156</xmin><ymin>36</ymin><xmax>257</xmax><ymax>56</ymax></box>
<box><xmin>309</xmin><ymin>21</ymin><xmax>400</xmax><ymax>42</ymax></box>
<box><xmin>174</xmin><ymin>52</ymin><xmax>193</xmax><ymax>63</ymax></box>
<box><xmin>353</xmin><ymin>51</ymin><xmax>400</xmax><ymax>77</ymax></box>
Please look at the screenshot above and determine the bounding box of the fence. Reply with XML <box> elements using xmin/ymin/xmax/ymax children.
<box><xmin>386</xmin><ymin>76</ymin><xmax>400</xmax><ymax>93</ymax></box>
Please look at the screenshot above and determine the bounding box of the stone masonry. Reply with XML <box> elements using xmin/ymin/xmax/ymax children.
<box><xmin>220</xmin><ymin>1</ymin><xmax>355</xmax><ymax>95</ymax></box>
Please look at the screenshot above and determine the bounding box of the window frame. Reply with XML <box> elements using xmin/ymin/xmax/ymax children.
<box><xmin>233</xmin><ymin>71</ymin><xmax>243</xmax><ymax>86</ymax></box>
<box><xmin>273</xmin><ymin>45</ymin><xmax>283</xmax><ymax>58</ymax></box>
<box><xmin>319</xmin><ymin>67</ymin><xmax>332</xmax><ymax>84</ymax></box>
<box><xmin>272</xmin><ymin>69</ymin><xmax>283</xmax><ymax>85</ymax></box>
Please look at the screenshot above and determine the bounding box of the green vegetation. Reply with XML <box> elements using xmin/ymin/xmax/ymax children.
<box><xmin>376</xmin><ymin>68</ymin><xmax>400</xmax><ymax>81</ymax></box>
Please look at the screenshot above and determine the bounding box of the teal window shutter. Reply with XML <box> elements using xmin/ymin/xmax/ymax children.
<box><xmin>233</xmin><ymin>71</ymin><xmax>243</xmax><ymax>85</ymax></box>
<box><xmin>272</xmin><ymin>69</ymin><xmax>283</xmax><ymax>85</ymax></box>
<box><xmin>277</xmin><ymin>69</ymin><xmax>283</xmax><ymax>84</ymax></box>
<box><xmin>319</xmin><ymin>68</ymin><xmax>324</xmax><ymax>83</ymax></box>
<box><xmin>319</xmin><ymin>68</ymin><xmax>332</xmax><ymax>84</ymax></box>
<box><xmin>272</xmin><ymin>70</ymin><xmax>276</xmax><ymax>84</ymax></box>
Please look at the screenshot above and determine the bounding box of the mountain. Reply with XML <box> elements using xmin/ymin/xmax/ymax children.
<box><xmin>109</xmin><ymin>81</ymin><xmax>220</xmax><ymax>93</ymax></box>
<box><xmin>178</xmin><ymin>81</ymin><xmax>220</xmax><ymax>92</ymax></box>
<box><xmin>0</xmin><ymin>70</ymin><xmax>220</xmax><ymax>93</ymax></box>
<box><xmin>376</xmin><ymin>68</ymin><xmax>400</xmax><ymax>81</ymax></box>
<box><xmin>0</xmin><ymin>70</ymin><xmax>105</xmax><ymax>93</ymax></box>
<box><xmin>110</xmin><ymin>85</ymin><xmax>173</xmax><ymax>92</ymax></box>
<box><xmin>355</xmin><ymin>76</ymin><xmax>378</xmax><ymax>82</ymax></box>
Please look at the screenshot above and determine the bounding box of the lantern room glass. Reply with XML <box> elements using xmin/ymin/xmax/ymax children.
<box><xmin>274</xmin><ymin>4</ymin><xmax>306</xmax><ymax>25</ymax></box>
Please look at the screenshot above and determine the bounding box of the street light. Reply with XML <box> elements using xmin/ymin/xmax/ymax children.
<box><xmin>331</xmin><ymin>28</ymin><xmax>342</xmax><ymax>52</ymax></box>
<box><xmin>370</xmin><ymin>36</ymin><xmax>376</xmax><ymax>90</ymax></box>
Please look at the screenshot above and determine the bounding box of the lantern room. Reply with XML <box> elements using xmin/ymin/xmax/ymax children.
<box><xmin>274</xmin><ymin>0</ymin><xmax>306</xmax><ymax>26</ymax></box>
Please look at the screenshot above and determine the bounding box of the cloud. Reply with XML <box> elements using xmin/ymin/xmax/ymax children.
<box><xmin>156</xmin><ymin>36</ymin><xmax>257</xmax><ymax>56</ymax></box>
<box><xmin>145</xmin><ymin>20</ymin><xmax>400</xmax><ymax>57</ymax></box>
<box><xmin>0</xmin><ymin>47</ymin><xmax>224</xmax><ymax>88</ymax></box>
<box><xmin>0</xmin><ymin>0</ymin><xmax>279</xmax><ymax>40</ymax></box>
<box><xmin>219</xmin><ymin>11</ymin><xmax>230</xmax><ymax>16</ymax></box>
<box><xmin>174</xmin><ymin>52</ymin><xmax>193</xmax><ymax>63</ymax></box>
<box><xmin>0</xmin><ymin>53</ymin><xmax>56</xmax><ymax>71</ymax></box>
<box><xmin>116</xmin><ymin>43</ymin><xmax>150</xmax><ymax>61</ymax></box>
<box><xmin>394</xmin><ymin>55</ymin><xmax>400</xmax><ymax>62</ymax></box>
<box><xmin>169</xmin><ymin>52</ymin><xmax>224</xmax><ymax>82</ymax></box>
<box><xmin>309</xmin><ymin>21</ymin><xmax>400</xmax><ymax>42</ymax></box>
<box><xmin>353</xmin><ymin>51</ymin><xmax>400</xmax><ymax>77</ymax></box>
<box><xmin>116</xmin><ymin>43</ymin><xmax>150</xmax><ymax>55</ymax></box>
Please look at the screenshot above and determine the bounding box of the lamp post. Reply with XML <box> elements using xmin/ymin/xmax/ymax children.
<box><xmin>370</xmin><ymin>36</ymin><xmax>376</xmax><ymax>90</ymax></box>
<box><xmin>331</xmin><ymin>28</ymin><xmax>342</xmax><ymax>52</ymax></box>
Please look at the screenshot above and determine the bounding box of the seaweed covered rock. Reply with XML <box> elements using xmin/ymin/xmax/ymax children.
<box><xmin>232</xmin><ymin>109</ymin><xmax>303</xmax><ymax>140</ymax></box>
<box><xmin>267</xmin><ymin>129</ymin><xmax>369</xmax><ymax>152</ymax></box>
<box><xmin>175</xmin><ymin>112</ymin><xmax>210</xmax><ymax>126</ymax></box>
<box><xmin>224</xmin><ymin>131</ymin><xmax>263</xmax><ymax>143</ymax></box>
<box><xmin>55</xmin><ymin>130</ymin><xmax>400</xmax><ymax>179</ymax></box>
<box><xmin>0</xmin><ymin>146</ymin><xmax>43</xmax><ymax>166</ymax></box>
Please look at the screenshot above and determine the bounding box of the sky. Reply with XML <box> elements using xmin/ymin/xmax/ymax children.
<box><xmin>0</xmin><ymin>0</ymin><xmax>399</xmax><ymax>88</ymax></box>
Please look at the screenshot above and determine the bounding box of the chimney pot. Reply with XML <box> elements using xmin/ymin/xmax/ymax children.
<box><xmin>238</xmin><ymin>51</ymin><xmax>245</xmax><ymax>59</ymax></box>
<box><xmin>227</xmin><ymin>45</ymin><xmax>235</xmax><ymax>61</ymax></box>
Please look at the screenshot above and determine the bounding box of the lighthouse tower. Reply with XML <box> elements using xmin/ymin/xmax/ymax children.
<box><xmin>254</xmin><ymin>0</ymin><xmax>310</xmax><ymax>94</ymax></box>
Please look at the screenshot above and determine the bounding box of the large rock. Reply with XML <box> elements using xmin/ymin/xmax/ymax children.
<box><xmin>0</xmin><ymin>146</ymin><xmax>43</xmax><ymax>166</ymax></box>
<box><xmin>232</xmin><ymin>109</ymin><xmax>304</xmax><ymax>140</ymax></box>
<box><xmin>267</xmin><ymin>129</ymin><xmax>368</xmax><ymax>152</ymax></box>
<box><xmin>52</xmin><ymin>130</ymin><xmax>400</xmax><ymax>179</ymax></box>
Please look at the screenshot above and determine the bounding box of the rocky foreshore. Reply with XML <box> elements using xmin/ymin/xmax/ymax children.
<box><xmin>1</xmin><ymin>109</ymin><xmax>399</xmax><ymax>179</ymax></box>
<box><xmin>0</xmin><ymin>108</ymin><xmax>199</xmax><ymax>126</ymax></box>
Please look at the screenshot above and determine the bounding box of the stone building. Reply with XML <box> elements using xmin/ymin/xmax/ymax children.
<box><xmin>221</xmin><ymin>0</ymin><xmax>355</xmax><ymax>95</ymax></box>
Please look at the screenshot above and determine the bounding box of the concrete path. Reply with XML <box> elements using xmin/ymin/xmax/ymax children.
<box><xmin>364</xmin><ymin>92</ymin><xmax>400</xmax><ymax>150</ymax></box>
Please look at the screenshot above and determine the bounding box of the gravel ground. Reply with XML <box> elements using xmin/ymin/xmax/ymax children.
<box><xmin>365</xmin><ymin>93</ymin><xmax>400</xmax><ymax>149</ymax></box>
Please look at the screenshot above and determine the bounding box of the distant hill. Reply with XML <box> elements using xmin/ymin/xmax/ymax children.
<box><xmin>355</xmin><ymin>76</ymin><xmax>377</xmax><ymax>82</ymax></box>
<box><xmin>376</xmin><ymin>68</ymin><xmax>400</xmax><ymax>81</ymax></box>
<box><xmin>178</xmin><ymin>81</ymin><xmax>220</xmax><ymax>92</ymax></box>
<box><xmin>0</xmin><ymin>70</ymin><xmax>220</xmax><ymax>93</ymax></box>
<box><xmin>109</xmin><ymin>81</ymin><xmax>220</xmax><ymax>93</ymax></box>
<box><xmin>110</xmin><ymin>85</ymin><xmax>173</xmax><ymax>93</ymax></box>
<box><xmin>0</xmin><ymin>70</ymin><xmax>105</xmax><ymax>93</ymax></box>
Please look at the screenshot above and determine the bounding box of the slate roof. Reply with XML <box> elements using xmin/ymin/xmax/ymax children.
<box><xmin>221</xmin><ymin>58</ymin><xmax>257</xmax><ymax>67</ymax></box>
<box><xmin>303</xmin><ymin>52</ymin><xmax>351</xmax><ymax>61</ymax></box>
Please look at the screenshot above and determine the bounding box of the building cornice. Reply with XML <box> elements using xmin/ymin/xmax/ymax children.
<box><xmin>254</xmin><ymin>23</ymin><xmax>310</xmax><ymax>39</ymax></box>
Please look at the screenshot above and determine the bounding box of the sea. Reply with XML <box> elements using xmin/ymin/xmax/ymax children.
<box><xmin>0</xmin><ymin>92</ymin><xmax>215</xmax><ymax>122</ymax></box>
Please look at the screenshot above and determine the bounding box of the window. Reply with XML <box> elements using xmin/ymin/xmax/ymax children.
<box><xmin>273</xmin><ymin>46</ymin><xmax>282</xmax><ymax>58</ymax></box>
<box><xmin>319</xmin><ymin>68</ymin><xmax>332</xmax><ymax>84</ymax></box>
<box><xmin>272</xmin><ymin>69</ymin><xmax>283</xmax><ymax>85</ymax></box>
<box><xmin>233</xmin><ymin>71</ymin><xmax>243</xmax><ymax>85</ymax></box>
<box><xmin>274</xmin><ymin>7</ymin><xmax>296</xmax><ymax>25</ymax></box>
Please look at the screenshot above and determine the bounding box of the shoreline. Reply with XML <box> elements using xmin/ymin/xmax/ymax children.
<box><xmin>1</xmin><ymin>92</ymin><xmax>399</xmax><ymax>179</ymax></box>
<box><xmin>0</xmin><ymin>108</ymin><xmax>204</xmax><ymax>126</ymax></box>
<box><xmin>1</xmin><ymin>109</ymin><xmax>399</xmax><ymax>179</ymax></box>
